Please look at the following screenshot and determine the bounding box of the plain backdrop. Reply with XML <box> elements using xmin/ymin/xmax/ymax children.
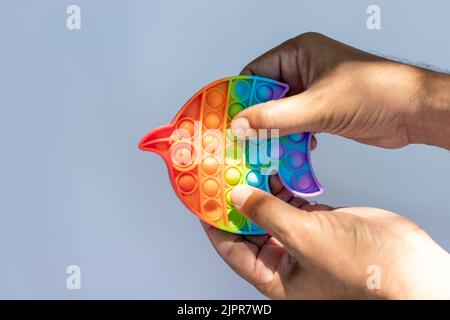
<box><xmin>0</xmin><ymin>0</ymin><xmax>449</xmax><ymax>299</ymax></box>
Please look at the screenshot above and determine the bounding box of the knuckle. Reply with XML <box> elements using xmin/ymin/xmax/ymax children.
<box><xmin>295</xmin><ymin>32</ymin><xmax>328</xmax><ymax>53</ymax></box>
<box><xmin>224</xmin><ymin>238</ymin><xmax>244</xmax><ymax>260</ymax></box>
<box><xmin>279</xmin><ymin>39</ymin><xmax>299</xmax><ymax>54</ymax></box>
<box><xmin>297</xmin><ymin>31</ymin><xmax>324</xmax><ymax>43</ymax></box>
<box><xmin>280</xmin><ymin>227</ymin><xmax>297</xmax><ymax>247</ymax></box>
<box><xmin>253</xmin><ymin>103</ymin><xmax>274</xmax><ymax>128</ymax></box>
<box><xmin>245</xmin><ymin>193</ymin><xmax>272</xmax><ymax>222</ymax></box>
<box><xmin>279</xmin><ymin>216</ymin><xmax>307</xmax><ymax>246</ymax></box>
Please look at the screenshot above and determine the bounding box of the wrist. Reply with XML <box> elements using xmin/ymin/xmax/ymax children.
<box><xmin>407</xmin><ymin>69</ymin><xmax>450</xmax><ymax>149</ymax></box>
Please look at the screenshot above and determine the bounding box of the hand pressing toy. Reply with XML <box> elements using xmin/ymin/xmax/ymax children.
<box><xmin>139</xmin><ymin>76</ymin><xmax>323</xmax><ymax>234</ymax></box>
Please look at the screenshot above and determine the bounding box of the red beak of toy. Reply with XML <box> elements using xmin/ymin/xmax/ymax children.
<box><xmin>138</xmin><ymin>124</ymin><xmax>174</xmax><ymax>154</ymax></box>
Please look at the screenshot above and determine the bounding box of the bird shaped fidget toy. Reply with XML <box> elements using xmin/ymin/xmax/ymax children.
<box><xmin>139</xmin><ymin>76</ymin><xmax>323</xmax><ymax>234</ymax></box>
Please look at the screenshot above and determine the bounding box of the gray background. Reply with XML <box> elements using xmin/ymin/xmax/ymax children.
<box><xmin>0</xmin><ymin>0</ymin><xmax>449</xmax><ymax>299</ymax></box>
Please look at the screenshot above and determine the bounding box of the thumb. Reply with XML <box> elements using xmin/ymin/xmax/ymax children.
<box><xmin>231</xmin><ymin>89</ymin><xmax>329</xmax><ymax>137</ymax></box>
<box><xmin>231</xmin><ymin>184</ymin><xmax>318</xmax><ymax>254</ymax></box>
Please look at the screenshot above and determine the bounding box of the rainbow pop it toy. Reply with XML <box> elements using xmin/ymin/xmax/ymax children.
<box><xmin>139</xmin><ymin>76</ymin><xmax>323</xmax><ymax>234</ymax></box>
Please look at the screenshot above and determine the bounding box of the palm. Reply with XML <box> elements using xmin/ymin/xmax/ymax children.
<box><xmin>202</xmin><ymin>175</ymin><xmax>445</xmax><ymax>299</ymax></box>
<box><xmin>201</xmin><ymin>175</ymin><xmax>308</xmax><ymax>296</ymax></box>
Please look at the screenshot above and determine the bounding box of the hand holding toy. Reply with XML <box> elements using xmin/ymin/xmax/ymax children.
<box><xmin>139</xmin><ymin>76</ymin><xmax>322</xmax><ymax>234</ymax></box>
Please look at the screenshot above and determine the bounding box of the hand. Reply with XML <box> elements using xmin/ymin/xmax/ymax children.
<box><xmin>203</xmin><ymin>32</ymin><xmax>450</xmax><ymax>299</ymax></box>
<box><xmin>231</xmin><ymin>32</ymin><xmax>450</xmax><ymax>150</ymax></box>
<box><xmin>203</xmin><ymin>176</ymin><xmax>450</xmax><ymax>299</ymax></box>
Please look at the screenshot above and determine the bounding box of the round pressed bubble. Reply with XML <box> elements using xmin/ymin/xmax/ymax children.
<box><xmin>206</xmin><ymin>89</ymin><xmax>225</xmax><ymax>108</ymax></box>
<box><xmin>246</xmin><ymin>170</ymin><xmax>264</xmax><ymax>188</ymax></box>
<box><xmin>291</xmin><ymin>171</ymin><xmax>313</xmax><ymax>191</ymax></box>
<box><xmin>245</xmin><ymin>147</ymin><xmax>261</xmax><ymax>169</ymax></box>
<box><xmin>248</xmin><ymin>137</ymin><xmax>267</xmax><ymax>148</ymax></box>
<box><xmin>225</xmin><ymin>143</ymin><xmax>243</xmax><ymax>164</ymax></box>
<box><xmin>231</xmin><ymin>80</ymin><xmax>251</xmax><ymax>101</ymax></box>
<box><xmin>226</xmin><ymin>124</ymin><xmax>235</xmax><ymax>140</ymax></box>
<box><xmin>286</xmin><ymin>149</ymin><xmax>305</xmax><ymax>170</ymax></box>
<box><xmin>224</xmin><ymin>167</ymin><xmax>242</xmax><ymax>186</ymax></box>
<box><xmin>201</xmin><ymin>156</ymin><xmax>219</xmax><ymax>175</ymax></box>
<box><xmin>278</xmin><ymin>143</ymin><xmax>286</xmax><ymax>159</ymax></box>
<box><xmin>228</xmin><ymin>208</ymin><xmax>246</xmax><ymax>229</ymax></box>
<box><xmin>262</xmin><ymin>140</ymin><xmax>282</xmax><ymax>160</ymax></box>
<box><xmin>203</xmin><ymin>112</ymin><xmax>222</xmax><ymax>129</ymax></box>
<box><xmin>203</xmin><ymin>199</ymin><xmax>222</xmax><ymax>221</ymax></box>
<box><xmin>202</xmin><ymin>133</ymin><xmax>221</xmax><ymax>154</ymax></box>
<box><xmin>171</xmin><ymin>142</ymin><xmax>194</xmax><ymax>169</ymax></box>
<box><xmin>287</xmin><ymin>133</ymin><xmax>305</xmax><ymax>144</ymax></box>
<box><xmin>247</xmin><ymin>140</ymin><xmax>268</xmax><ymax>166</ymax></box>
<box><xmin>176</xmin><ymin>118</ymin><xmax>195</xmax><ymax>138</ymax></box>
<box><xmin>255</xmin><ymin>84</ymin><xmax>275</xmax><ymax>103</ymax></box>
<box><xmin>202</xmin><ymin>178</ymin><xmax>220</xmax><ymax>197</ymax></box>
<box><xmin>177</xmin><ymin>173</ymin><xmax>197</xmax><ymax>194</ymax></box>
<box><xmin>225</xmin><ymin>188</ymin><xmax>233</xmax><ymax>206</ymax></box>
<box><xmin>228</xmin><ymin>102</ymin><xmax>244</xmax><ymax>119</ymax></box>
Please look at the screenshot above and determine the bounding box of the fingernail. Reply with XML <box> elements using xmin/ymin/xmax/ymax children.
<box><xmin>231</xmin><ymin>184</ymin><xmax>253</xmax><ymax>209</ymax></box>
<box><xmin>231</xmin><ymin>117</ymin><xmax>250</xmax><ymax>137</ymax></box>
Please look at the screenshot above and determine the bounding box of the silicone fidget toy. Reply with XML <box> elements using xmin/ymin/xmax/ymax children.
<box><xmin>139</xmin><ymin>76</ymin><xmax>323</xmax><ymax>235</ymax></box>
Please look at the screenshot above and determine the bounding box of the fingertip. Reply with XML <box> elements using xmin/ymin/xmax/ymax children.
<box><xmin>311</xmin><ymin>135</ymin><xmax>318</xmax><ymax>150</ymax></box>
<box><xmin>200</xmin><ymin>220</ymin><xmax>213</xmax><ymax>232</ymax></box>
<box><xmin>231</xmin><ymin>117</ymin><xmax>254</xmax><ymax>138</ymax></box>
<box><xmin>239</xmin><ymin>68</ymin><xmax>253</xmax><ymax>76</ymax></box>
<box><xmin>231</xmin><ymin>184</ymin><xmax>254</xmax><ymax>209</ymax></box>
